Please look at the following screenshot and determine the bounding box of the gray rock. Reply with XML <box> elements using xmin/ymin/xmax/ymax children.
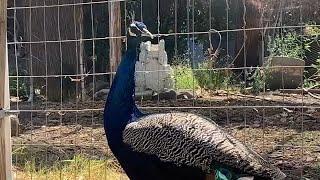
<box><xmin>135</xmin><ymin>90</ymin><xmax>154</xmax><ymax>101</ymax></box>
<box><xmin>177</xmin><ymin>91</ymin><xmax>194</xmax><ymax>100</ymax></box>
<box><xmin>152</xmin><ymin>89</ymin><xmax>177</xmax><ymax>101</ymax></box>
<box><xmin>87</xmin><ymin>80</ymin><xmax>109</xmax><ymax>97</ymax></box>
<box><xmin>94</xmin><ymin>89</ymin><xmax>110</xmax><ymax>101</ymax></box>
<box><xmin>263</xmin><ymin>56</ymin><xmax>305</xmax><ymax>90</ymax></box>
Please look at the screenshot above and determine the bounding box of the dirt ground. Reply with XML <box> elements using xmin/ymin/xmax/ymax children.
<box><xmin>11</xmin><ymin>91</ymin><xmax>320</xmax><ymax>179</ymax></box>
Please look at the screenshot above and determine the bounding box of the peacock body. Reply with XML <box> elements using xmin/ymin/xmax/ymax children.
<box><xmin>104</xmin><ymin>21</ymin><xmax>286</xmax><ymax>180</ymax></box>
<box><xmin>124</xmin><ymin>113</ymin><xmax>286</xmax><ymax>179</ymax></box>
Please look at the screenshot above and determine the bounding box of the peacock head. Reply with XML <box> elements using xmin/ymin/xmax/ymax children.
<box><xmin>127</xmin><ymin>21</ymin><xmax>154</xmax><ymax>50</ymax></box>
<box><xmin>128</xmin><ymin>21</ymin><xmax>154</xmax><ymax>39</ymax></box>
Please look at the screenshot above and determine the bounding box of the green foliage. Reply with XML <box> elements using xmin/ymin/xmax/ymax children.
<box><xmin>249</xmin><ymin>68</ymin><xmax>267</xmax><ymax>94</ymax></box>
<box><xmin>9</xmin><ymin>78</ymin><xmax>27</xmax><ymax>97</ymax></box>
<box><xmin>304</xmin><ymin>58</ymin><xmax>320</xmax><ymax>88</ymax></box>
<box><xmin>267</xmin><ymin>32</ymin><xmax>311</xmax><ymax>59</ymax></box>
<box><xmin>194</xmin><ymin>60</ymin><xmax>232</xmax><ymax>91</ymax></box>
<box><xmin>173</xmin><ymin>61</ymin><xmax>233</xmax><ymax>91</ymax></box>
<box><xmin>312</xmin><ymin>58</ymin><xmax>320</xmax><ymax>70</ymax></box>
<box><xmin>244</xmin><ymin>64</ymin><xmax>278</xmax><ymax>94</ymax></box>
<box><xmin>303</xmin><ymin>24</ymin><xmax>320</xmax><ymax>87</ymax></box>
<box><xmin>173</xmin><ymin>65</ymin><xmax>199</xmax><ymax>90</ymax></box>
<box><xmin>304</xmin><ymin>78</ymin><xmax>320</xmax><ymax>88</ymax></box>
<box><xmin>305</xmin><ymin>25</ymin><xmax>320</xmax><ymax>36</ymax></box>
<box><xmin>267</xmin><ymin>29</ymin><xmax>320</xmax><ymax>90</ymax></box>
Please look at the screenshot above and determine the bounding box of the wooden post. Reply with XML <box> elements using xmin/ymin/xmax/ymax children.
<box><xmin>108</xmin><ymin>2</ymin><xmax>122</xmax><ymax>82</ymax></box>
<box><xmin>0</xmin><ymin>0</ymin><xmax>12</xmax><ymax>179</ymax></box>
<box><xmin>79</xmin><ymin>6</ymin><xmax>86</xmax><ymax>101</ymax></box>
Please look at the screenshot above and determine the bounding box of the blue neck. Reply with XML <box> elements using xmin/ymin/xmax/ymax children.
<box><xmin>104</xmin><ymin>48</ymin><xmax>137</xmax><ymax>144</ymax></box>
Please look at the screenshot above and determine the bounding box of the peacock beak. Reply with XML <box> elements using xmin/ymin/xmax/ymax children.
<box><xmin>142</xmin><ymin>28</ymin><xmax>154</xmax><ymax>39</ymax></box>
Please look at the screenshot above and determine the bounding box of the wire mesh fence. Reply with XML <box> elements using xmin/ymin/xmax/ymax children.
<box><xmin>5</xmin><ymin>0</ymin><xmax>320</xmax><ymax>179</ymax></box>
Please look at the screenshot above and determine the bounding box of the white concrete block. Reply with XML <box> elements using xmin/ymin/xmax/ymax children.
<box><xmin>135</xmin><ymin>40</ymin><xmax>174</xmax><ymax>92</ymax></box>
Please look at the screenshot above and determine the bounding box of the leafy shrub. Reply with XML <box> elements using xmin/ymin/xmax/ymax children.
<box><xmin>266</xmin><ymin>29</ymin><xmax>320</xmax><ymax>90</ymax></box>
<box><xmin>249</xmin><ymin>67</ymin><xmax>268</xmax><ymax>94</ymax></box>
<box><xmin>194</xmin><ymin>60</ymin><xmax>232</xmax><ymax>90</ymax></box>
<box><xmin>267</xmin><ymin>31</ymin><xmax>311</xmax><ymax>59</ymax></box>
<box><xmin>303</xmin><ymin>25</ymin><xmax>320</xmax><ymax>87</ymax></box>
<box><xmin>173</xmin><ymin>65</ymin><xmax>199</xmax><ymax>90</ymax></box>
<box><xmin>305</xmin><ymin>25</ymin><xmax>320</xmax><ymax>36</ymax></box>
<box><xmin>10</xmin><ymin>78</ymin><xmax>28</xmax><ymax>98</ymax></box>
<box><xmin>304</xmin><ymin>58</ymin><xmax>320</xmax><ymax>88</ymax></box>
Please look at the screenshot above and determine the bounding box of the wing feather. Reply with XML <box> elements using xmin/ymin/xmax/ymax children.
<box><xmin>123</xmin><ymin>113</ymin><xmax>285</xmax><ymax>179</ymax></box>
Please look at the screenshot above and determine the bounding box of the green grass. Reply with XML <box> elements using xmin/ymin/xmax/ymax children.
<box><xmin>12</xmin><ymin>146</ymin><xmax>127</xmax><ymax>180</ymax></box>
<box><xmin>173</xmin><ymin>65</ymin><xmax>199</xmax><ymax>90</ymax></box>
<box><xmin>14</xmin><ymin>155</ymin><xmax>127</xmax><ymax>180</ymax></box>
<box><xmin>194</xmin><ymin>69</ymin><xmax>232</xmax><ymax>91</ymax></box>
<box><xmin>172</xmin><ymin>63</ymin><xmax>235</xmax><ymax>91</ymax></box>
<box><xmin>192</xmin><ymin>60</ymin><xmax>233</xmax><ymax>91</ymax></box>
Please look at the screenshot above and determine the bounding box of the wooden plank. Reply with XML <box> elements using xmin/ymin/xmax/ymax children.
<box><xmin>108</xmin><ymin>2</ymin><xmax>122</xmax><ymax>82</ymax></box>
<box><xmin>0</xmin><ymin>0</ymin><xmax>12</xmax><ymax>179</ymax></box>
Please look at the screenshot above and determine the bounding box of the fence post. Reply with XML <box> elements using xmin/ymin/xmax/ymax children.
<box><xmin>0</xmin><ymin>0</ymin><xmax>12</xmax><ymax>179</ymax></box>
<box><xmin>108</xmin><ymin>2</ymin><xmax>122</xmax><ymax>83</ymax></box>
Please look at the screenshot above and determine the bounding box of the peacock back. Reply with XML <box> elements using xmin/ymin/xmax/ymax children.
<box><xmin>123</xmin><ymin>113</ymin><xmax>286</xmax><ymax>179</ymax></box>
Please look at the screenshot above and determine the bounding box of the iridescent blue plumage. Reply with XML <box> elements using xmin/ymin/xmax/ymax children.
<box><xmin>135</xmin><ymin>21</ymin><xmax>147</xmax><ymax>30</ymax></box>
<box><xmin>104</xmin><ymin>21</ymin><xmax>208</xmax><ymax>180</ymax></box>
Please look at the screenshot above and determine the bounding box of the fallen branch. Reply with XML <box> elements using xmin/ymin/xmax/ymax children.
<box><xmin>302</xmin><ymin>88</ymin><xmax>320</xmax><ymax>100</ymax></box>
<box><xmin>307</xmin><ymin>84</ymin><xmax>320</xmax><ymax>90</ymax></box>
<box><xmin>230</xmin><ymin>93</ymin><xmax>274</xmax><ymax>101</ymax></box>
<box><xmin>307</xmin><ymin>92</ymin><xmax>320</xmax><ymax>100</ymax></box>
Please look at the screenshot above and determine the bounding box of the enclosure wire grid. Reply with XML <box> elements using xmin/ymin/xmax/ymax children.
<box><xmin>7</xmin><ymin>0</ymin><xmax>133</xmax><ymax>10</ymax></box>
<box><xmin>6</xmin><ymin>0</ymin><xmax>320</xmax><ymax>179</ymax></box>
<box><xmin>7</xmin><ymin>66</ymin><xmax>318</xmax><ymax>79</ymax></box>
<box><xmin>6</xmin><ymin>25</ymin><xmax>320</xmax><ymax>45</ymax></box>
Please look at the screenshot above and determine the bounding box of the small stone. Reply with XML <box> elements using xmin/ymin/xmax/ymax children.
<box><xmin>93</xmin><ymin>89</ymin><xmax>110</xmax><ymax>100</ymax></box>
<box><xmin>253</xmin><ymin>121</ymin><xmax>260</xmax><ymax>128</ymax></box>
<box><xmin>177</xmin><ymin>91</ymin><xmax>194</xmax><ymax>100</ymax></box>
<box><xmin>135</xmin><ymin>90</ymin><xmax>153</xmax><ymax>101</ymax></box>
<box><xmin>152</xmin><ymin>89</ymin><xmax>177</xmax><ymax>101</ymax></box>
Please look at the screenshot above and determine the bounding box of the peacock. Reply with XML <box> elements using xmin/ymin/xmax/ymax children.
<box><xmin>104</xmin><ymin>21</ymin><xmax>286</xmax><ymax>180</ymax></box>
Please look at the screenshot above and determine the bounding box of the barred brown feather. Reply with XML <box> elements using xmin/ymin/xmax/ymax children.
<box><xmin>123</xmin><ymin>113</ymin><xmax>286</xmax><ymax>179</ymax></box>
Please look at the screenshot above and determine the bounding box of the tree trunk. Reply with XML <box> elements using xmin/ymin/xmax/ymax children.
<box><xmin>108</xmin><ymin>2</ymin><xmax>122</xmax><ymax>83</ymax></box>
